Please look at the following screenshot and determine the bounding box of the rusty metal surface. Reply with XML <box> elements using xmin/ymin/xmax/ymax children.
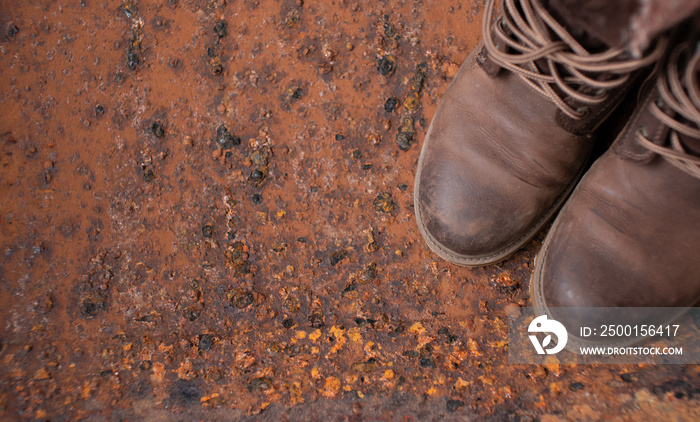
<box><xmin>1</xmin><ymin>1</ymin><xmax>699</xmax><ymax>420</ymax></box>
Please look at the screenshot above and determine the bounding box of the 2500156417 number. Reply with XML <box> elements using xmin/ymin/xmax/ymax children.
<box><xmin>597</xmin><ymin>325</ymin><xmax>680</xmax><ymax>337</ymax></box>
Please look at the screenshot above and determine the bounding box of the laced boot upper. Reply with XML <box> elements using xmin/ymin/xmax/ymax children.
<box><xmin>480</xmin><ymin>0</ymin><xmax>668</xmax><ymax>134</ymax></box>
<box><xmin>534</xmin><ymin>40</ymin><xmax>700</xmax><ymax>313</ymax></box>
<box><xmin>414</xmin><ymin>0</ymin><xmax>669</xmax><ymax>266</ymax></box>
<box><xmin>632</xmin><ymin>41</ymin><xmax>700</xmax><ymax>177</ymax></box>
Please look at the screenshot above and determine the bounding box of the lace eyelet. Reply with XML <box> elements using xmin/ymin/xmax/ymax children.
<box><xmin>576</xmin><ymin>106</ymin><xmax>591</xmax><ymax>119</ymax></box>
<box><xmin>636</xmin><ymin>126</ymin><xmax>648</xmax><ymax>137</ymax></box>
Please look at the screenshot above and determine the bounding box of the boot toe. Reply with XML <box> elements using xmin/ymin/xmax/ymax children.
<box><xmin>413</xmin><ymin>41</ymin><xmax>593</xmax><ymax>265</ymax></box>
<box><xmin>417</xmin><ymin>153</ymin><xmax>535</xmax><ymax>258</ymax></box>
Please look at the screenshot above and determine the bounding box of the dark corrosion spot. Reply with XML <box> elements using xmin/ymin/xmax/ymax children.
<box><xmin>335</xmin><ymin>134</ymin><xmax>344</xmax><ymax>141</ymax></box>
<box><xmin>419</xmin><ymin>357</ymin><xmax>436</xmax><ymax>368</ymax></box>
<box><xmin>122</xmin><ymin>1</ymin><xmax>138</xmax><ymax>18</ymax></box>
<box><xmin>285</xmin><ymin>344</ymin><xmax>302</xmax><ymax>357</ymax></box>
<box><xmin>139</xmin><ymin>360</ymin><xmax>152</xmax><ymax>371</ymax></box>
<box><xmin>282</xmin><ymin>318</ymin><xmax>295</xmax><ymax>329</ymax></box>
<box><xmin>95</xmin><ymin>105</ymin><xmax>105</xmax><ymax>116</ymax></box>
<box><xmin>198</xmin><ymin>334</ymin><xmax>214</xmax><ymax>351</ymax></box>
<box><xmin>373</xmin><ymin>192</ymin><xmax>395</xmax><ymax>213</ymax></box>
<box><xmin>388</xmin><ymin>324</ymin><xmax>404</xmax><ymax>338</ymax></box>
<box><xmin>214</xmin><ymin>19</ymin><xmax>228</xmax><ymax>38</ymax></box>
<box><xmin>377</xmin><ymin>55</ymin><xmax>396</xmax><ymax>77</ymax></box>
<box><xmin>446</xmin><ymin>398</ymin><xmax>465</xmax><ymax>413</ymax></box>
<box><xmin>569</xmin><ymin>382</ymin><xmax>585</xmax><ymax>391</ymax></box>
<box><xmin>230</xmin><ymin>290</ymin><xmax>255</xmax><ymax>309</ymax></box>
<box><xmin>202</xmin><ymin>225</ymin><xmax>213</xmax><ymax>238</ymax></box>
<box><xmin>225</xmin><ymin>242</ymin><xmax>249</xmax><ymax>271</ymax></box>
<box><xmin>330</xmin><ymin>250</ymin><xmax>347</xmax><ymax>266</ymax></box>
<box><xmin>212</xmin><ymin>63</ymin><xmax>223</xmax><ymax>75</ymax></box>
<box><xmin>291</xmin><ymin>87</ymin><xmax>303</xmax><ymax>99</ymax></box>
<box><xmin>79</xmin><ymin>294</ymin><xmax>104</xmax><ymax>318</ymax></box>
<box><xmin>205</xmin><ymin>366</ymin><xmax>224</xmax><ymax>382</ymax></box>
<box><xmin>342</xmin><ymin>282</ymin><xmax>357</xmax><ymax>297</ymax></box>
<box><xmin>127</xmin><ymin>49</ymin><xmax>140</xmax><ymax>70</ymax></box>
<box><xmin>250</xmin><ymin>168</ymin><xmax>264</xmax><ymax>181</ymax></box>
<box><xmin>438</xmin><ymin>328</ymin><xmax>458</xmax><ymax>344</ymax></box>
<box><xmin>184</xmin><ymin>307</ymin><xmax>200</xmax><ymax>321</ymax></box>
<box><xmin>216</xmin><ymin>124</ymin><xmax>240</xmax><ymax>148</ymax></box>
<box><xmin>247</xmin><ymin>376</ymin><xmax>272</xmax><ymax>393</ymax></box>
<box><xmin>6</xmin><ymin>24</ymin><xmax>19</xmax><ymax>39</ymax></box>
<box><xmin>383</xmin><ymin>21</ymin><xmax>396</xmax><ymax>38</ymax></box>
<box><xmin>359</xmin><ymin>263</ymin><xmax>377</xmax><ymax>283</ymax></box>
<box><xmin>384</xmin><ymin>97</ymin><xmax>399</xmax><ymax>113</ymax></box>
<box><xmin>143</xmin><ymin>166</ymin><xmax>156</xmax><ymax>182</ymax></box>
<box><xmin>620</xmin><ymin>373</ymin><xmax>632</xmax><ymax>383</ymax></box>
<box><xmin>169</xmin><ymin>379</ymin><xmax>202</xmax><ymax>404</ymax></box>
<box><xmin>133</xmin><ymin>379</ymin><xmax>152</xmax><ymax>398</ymax></box>
<box><xmin>361</xmin><ymin>163</ymin><xmax>372</xmax><ymax>170</ymax></box>
<box><xmin>396</xmin><ymin>116</ymin><xmax>416</xmax><ymax>150</ymax></box>
<box><xmin>398</xmin><ymin>183</ymin><xmax>408</xmax><ymax>191</ymax></box>
<box><xmin>652</xmin><ymin>379</ymin><xmax>699</xmax><ymax>399</ymax></box>
<box><xmin>82</xmin><ymin>301</ymin><xmax>97</xmax><ymax>317</ymax></box>
<box><xmin>309</xmin><ymin>312</ymin><xmax>324</xmax><ymax>328</ymax></box>
<box><xmin>252</xmin><ymin>193</ymin><xmax>262</xmax><ymax>204</ymax></box>
<box><xmin>396</xmin><ymin>131</ymin><xmax>414</xmax><ymax>151</ymax></box>
<box><xmin>151</xmin><ymin>121</ymin><xmax>165</xmax><ymax>138</ymax></box>
<box><xmin>351</xmin><ymin>149</ymin><xmax>362</xmax><ymax>159</ymax></box>
<box><xmin>207</xmin><ymin>46</ymin><xmax>217</xmax><ymax>57</ymax></box>
<box><xmin>135</xmin><ymin>314</ymin><xmax>155</xmax><ymax>322</ymax></box>
<box><xmin>296</xmin><ymin>237</ymin><xmax>308</xmax><ymax>243</ymax></box>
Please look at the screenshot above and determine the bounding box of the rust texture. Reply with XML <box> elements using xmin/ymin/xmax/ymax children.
<box><xmin>1</xmin><ymin>1</ymin><xmax>699</xmax><ymax>420</ymax></box>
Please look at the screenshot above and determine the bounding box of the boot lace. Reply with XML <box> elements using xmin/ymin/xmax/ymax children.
<box><xmin>483</xmin><ymin>0</ymin><xmax>668</xmax><ymax>120</ymax></box>
<box><xmin>636</xmin><ymin>42</ymin><xmax>700</xmax><ymax>178</ymax></box>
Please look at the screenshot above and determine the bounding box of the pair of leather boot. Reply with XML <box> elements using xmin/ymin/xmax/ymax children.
<box><xmin>414</xmin><ymin>0</ymin><xmax>700</xmax><ymax>313</ymax></box>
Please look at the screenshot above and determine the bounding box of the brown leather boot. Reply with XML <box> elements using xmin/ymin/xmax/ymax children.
<box><xmin>414</xmin><ymin>0</ymin><xmax>666</xmax><ymax>266</ymax></box>
<box><xmin>532</xmin><ymin>40</ymin><xmax>700</xmax><ymax>321</ymax></box>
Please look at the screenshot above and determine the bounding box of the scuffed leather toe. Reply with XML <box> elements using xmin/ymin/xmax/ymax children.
<box><xmin>414</xmin><ymin>43</ymin><xmax>592</xmax><ymax>265</ymax></box>
<box><xmin>418</xmin><ymin>146</ymin><xmax>556</xmax><ymax>258</ymax></box>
